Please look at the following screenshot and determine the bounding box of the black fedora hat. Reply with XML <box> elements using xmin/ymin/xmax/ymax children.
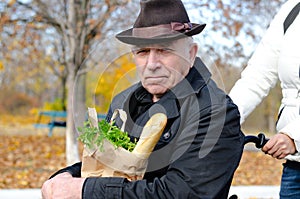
<box><xmin>116</xmin><ymin>0</ymin><xmax>206</xmax><ymax>45</ymax></box>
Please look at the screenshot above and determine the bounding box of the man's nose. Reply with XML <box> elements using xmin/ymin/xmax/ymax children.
<box><xmin>146</xmin><ymin>50</ymin><xmax>160</xmax><ymax>70</ymax></box>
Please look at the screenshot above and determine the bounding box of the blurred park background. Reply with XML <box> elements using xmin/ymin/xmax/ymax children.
<box><xmin>1</xmin><ymin>0</ymin><xmax>286</xmax><ymax>189</ymax></box>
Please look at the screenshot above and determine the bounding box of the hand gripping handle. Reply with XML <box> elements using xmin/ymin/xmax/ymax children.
<box><xmin>244</xmin><ymin>133</ymin><xmax>269</xmax><ymax>149</ymax></box>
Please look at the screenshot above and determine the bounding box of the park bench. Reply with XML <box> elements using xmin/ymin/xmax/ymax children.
<box><xmin>34</xmin><ymin>110</ymin><xmax>106</xmax><ymax>136</ymax></box>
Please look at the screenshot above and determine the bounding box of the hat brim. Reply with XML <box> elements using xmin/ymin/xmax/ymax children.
<box><xmin>116</xmin><ymin>23</ymin><xmax>206</xmax><ymax>45</ymax></box>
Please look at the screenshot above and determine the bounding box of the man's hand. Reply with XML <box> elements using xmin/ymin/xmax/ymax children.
<box><xmin>262</xmin><ymin>133</ymin><xmax>296</xmax><ymax>159</ymax></box>
<box><xmin>41</xmin><ymin>172</ymin><xmax>86</xmax><ymax>199</ymax></box>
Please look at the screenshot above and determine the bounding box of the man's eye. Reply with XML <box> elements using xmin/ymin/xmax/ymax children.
<box><xmin>132</xmin><ymin>47</ymin><xmax>174</xmax><ymax>56</ymax></box>
<box><xmin>135</xmin><ymin>49</ymin><xmax>150</xmax><ymax>55</ymax></box>
<box><xmin>157</xmin><ymin>48</ymin><xmax>173</xmax><ymax>53</ymax></box>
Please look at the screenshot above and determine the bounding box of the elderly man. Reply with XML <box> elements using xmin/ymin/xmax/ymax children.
<box><xmin>42</xmin><ymin>0</ymin><xmax>244</xmax><ymax>198</ymax></box>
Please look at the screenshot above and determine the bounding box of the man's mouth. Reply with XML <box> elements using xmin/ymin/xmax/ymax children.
<box><xmin>145</xmin><ymin>76</ymin><xmax>166</xmax><ymax>80</ymax></box>
<box><xmin>145</xmin><ymin>76</ymin><xmax>166</xmax><ymax>83</ymax></box>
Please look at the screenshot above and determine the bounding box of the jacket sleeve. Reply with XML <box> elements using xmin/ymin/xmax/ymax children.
<box><xmin>279</xmin><ymin>118</ymin><xmax>300</xmax><ymax>161</ymax></box>
<box><xmin>82</xmin><ymin>100</ymin><xmax>244</xmax><ymax>199</ymax></box>
<box><xmin>228</xmin><ymin>1</ymin><xmax>294</xmax><ymax>123</ymax></box>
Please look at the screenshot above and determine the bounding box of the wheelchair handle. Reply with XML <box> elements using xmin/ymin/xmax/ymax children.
<box><xmin>244</xmin><ymin>133</ymin><xmax>269</xmax><ymax>149</ymax></box>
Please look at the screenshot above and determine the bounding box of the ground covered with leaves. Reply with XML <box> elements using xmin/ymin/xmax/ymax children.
<box><xmin>1</xmin><ymin>133</ymin><xmax>284</xmax><ymax>189</ymax></box>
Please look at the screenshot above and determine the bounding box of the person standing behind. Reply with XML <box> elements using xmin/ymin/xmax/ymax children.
<box><xmin>229</xmin><ymin>0</ymin><xmax>300</xmax><ymax>198</ymax></box>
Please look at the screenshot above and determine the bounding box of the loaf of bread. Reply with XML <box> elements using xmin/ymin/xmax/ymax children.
<box><xmin>132</xmin><ymin>113</ymin><xmax>167</xmax><ymax>157</ymax></box>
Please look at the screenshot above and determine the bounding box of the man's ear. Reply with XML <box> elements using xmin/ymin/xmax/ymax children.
<box><xmin>189</xmin><ymin>43</ymin><xmax>198</xmax><ymax>65</ymax></box>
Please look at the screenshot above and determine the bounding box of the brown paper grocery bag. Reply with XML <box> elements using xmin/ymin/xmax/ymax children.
<box><xmin>81</xmin><ymin>140</ymin><xmax>148</xmax><ymax>180</ymax></box>
<box><xmin>81</xmin><ymin>108</ymin><xmax>167</xmax><ymax>181</ymax></box>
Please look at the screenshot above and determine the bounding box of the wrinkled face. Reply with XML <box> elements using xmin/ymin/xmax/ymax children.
<box><xmin>132</xmin><ymin>38</ymin><xmax>198</xmax><ymax>101</ymax></box>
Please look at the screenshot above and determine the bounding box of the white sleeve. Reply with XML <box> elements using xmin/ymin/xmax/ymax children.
<box><xmin>279</xmin><ymin>118</ymin><xmax>300</xmax><ymax>161</ymax></box>
<box><xmin>229</xmin><ymin>1</ymin><xmax>295</xmax><ymax>123</ymax></box>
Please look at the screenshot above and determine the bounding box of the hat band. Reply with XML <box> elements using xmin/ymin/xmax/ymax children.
<box><xmin>132</xmin><ymin>22</ymin><xmax>192</xmax><ymax>38</ymax></box>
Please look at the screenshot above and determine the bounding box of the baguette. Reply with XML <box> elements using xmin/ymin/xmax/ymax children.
<box><xmin>87</xmin><ymin>108</ymin><xmax>167</xmax><ymax>156</ymax></box>
<box><xmin>133</xmin><ymin>113</ymin><xmax>167</xmax><ymax>157</ymax></box>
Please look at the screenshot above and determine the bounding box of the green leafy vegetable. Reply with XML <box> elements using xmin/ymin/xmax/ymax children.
<box><xmin>78</xmin><ymin>120</ymin><xmax>137</xmax><ymax>152</ymax></box>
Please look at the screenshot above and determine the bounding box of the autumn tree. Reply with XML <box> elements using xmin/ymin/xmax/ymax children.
<box><xmin>1</xmin><ymin>0</ymin><xmax>138</xmax><ymax>165</ymax></box>
<box><xmin>0</xmin><ymin>17</ymin><xmax>59</xmax><ymax>112</ymax></box>
<box><xmin>92</xmin><ymin>53</ymin><xmax>137</xmax><ymax>113</ymax></box>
